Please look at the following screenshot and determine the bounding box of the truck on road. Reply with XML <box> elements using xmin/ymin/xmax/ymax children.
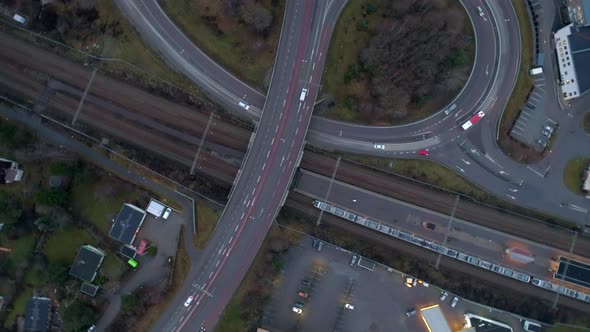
<box><xmin>299</xmin><ymin>88</ymin><xmax>308</xmax><ymax>102</ymax></box>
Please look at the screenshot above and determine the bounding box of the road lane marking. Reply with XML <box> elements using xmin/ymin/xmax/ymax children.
<box><xmin>235</xmin><ymin>225</ymin><xmax>239</xmax><ymax>232</ymax></box>
<box><xmin>252</xmin><ymin>188</ymin><xmax>256</xmax><ymax>195</ymax></box>
<box><xmin>216</xmin><ymin>260</ymin><xmax>220</xmax><ymax>267</ymax></box>
<box><xmin>257</xmin><ymin>175</ymin><xmax>261</xmax><ymax>183</ymax></box>
<box><xmin>229</xmin><ymin>236</ymin><xmax>234</xmax><ymax>243</ymax></box>
<box><xmin>208</xmin><ymin>272</ymin><xmax>213</xmax><ymax>279</ymax></box>
<box><xmin>267</xmin><ymin>151</ymin><xmax>270</xmax><ymax>158</ymax></box>
<box><xmin>271</xmin><ymin>138</ymin><xmax>275</xmax><ymax>145</ymax></box>
<box><xmin>241</xmin><ymin>212</ymin><xmax>245</xmax><ymax>219</ymax></box>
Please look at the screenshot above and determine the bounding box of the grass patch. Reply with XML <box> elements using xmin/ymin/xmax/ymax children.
<box><xmin>162</xmin><ymin>0</ymin><xmax>284</xmax><ymax>88</ymax></box>
<box><xmin>193</xmin><ymin>201</ymin><xmax>220</xmax><ymax>249</ymax></box>
<box><xmin>71</xmin><ymin>175</ymin><xmax>147</xmax><ymax>234</ymax></box>
<box><xmin>135</xmin><ymin>227</ymin><xmax>191</xmax><ymax>332</ymax></box>
<box><xmin>3</xmin><ymin>287</ymin><xmax>32</xmax><ymax>329</ymax></box>
<box><xmin>344</xmin><ymin>155</ymin><xmax>488</xmax><ymax>200</ymax></box>
<box><xmin>94</xmin><ymin>0</ymin><xmax>205</xmax><ymax>96</ymax></box>
<box><xmin>323</xmin><ymin>0</ymin><xmax>376</xmax><ymax>120</ymax></box>
<box><xmin>101</xmin><ymin>254</ymin><xmax>127</xmax><ymax>280</ymax></box>
<box><xmin>45</xmin><ymin>227</ymin><xmax>97</xmax><ymax>264</ymax></box>
<box><xmin>584</xmin><ymin>113</ymin><xmax>590</xmax><ymax>134</ymax></box>
<box><xmin>6</xmin><ymin>234</ymin><xmax>36</xmax><ymax>266</ymax></box>
<box><xmin>497</xmin><ymin>0</ymin><xmax>535</xmax><ymax>160</ymax></box>
<box><xmin>547</xmin><ymin>326</ymin><xmax>590</xmax><ymax>332</ymax></box>
<box><xmin>563</xmin><ymin>158</ymin><xmax>590</xmax><ymax>194</ymax></box>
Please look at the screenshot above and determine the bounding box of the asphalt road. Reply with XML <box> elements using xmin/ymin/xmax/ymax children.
<box><xmin>148</xmin><ymin>1</ymin><xmax>346</xmax><ymax>331</ymax></box>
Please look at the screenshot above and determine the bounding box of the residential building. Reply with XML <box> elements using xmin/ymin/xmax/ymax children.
<box><xmin>0</xmin><ymin>158</ymin><xmax>23</xmax><ymax>184</ymax></box>
<box><xmin>69</xmin><ymin>245</ymin><xmax>106</xmax><ymax>283</ymax></box>
<box><xmin>24</xmin><ymin>296</ymin><xmax>51</xmax><ymax>332</ymax></box>
<box><xmin>108</xmin><ymin>203</ymin><xmax>146</xmax><ymax>245</ymax></box>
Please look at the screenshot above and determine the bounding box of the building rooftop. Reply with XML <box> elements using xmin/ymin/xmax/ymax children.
<box><xmin>24</xmin><ymin>296</ymin><xmax>51</xmax><ymax>332</ymax></box>
<box><xmin>568</xmin><ymin>0</ymin><xmax>590</xmax><ymax>25</ymax></box>
<box><xmin>69</xmin><ymin>245</ymin><xmax>105</xmax><ymax>283</ymax></box>
<box><xmin>420</xmin><ymin>305</ymin><xmax>452</xmax><ymax>332</ymax></box>
<box><xmin>465</xmin><ymin>314</ymin><xmax>513</xmax><ymax>332</ymax></box>
<box><xmin>109</xmin><ymin>204</ymin><xmax>146</xmax><ymax>245</ymax></box>
<box><xmin>0</xmin><ymin>158</ymin><xmax>23</xmax><ymax>184</ymax></box>
<box><xmin>80</xmin><ymin>282</ymin><xmax>100</xmax><ymax>297</ymax></box>
<box><xmin>569</xmin><ymin>25</ymin><xmax>590</xmax><ymax>94</ymax></box>
<box><xmin>555</xmin><ymin>257</ymin><xmax>590</xmax><ymax>288</ymax></box>
<box><xmin>120</xmin><ymin>244</ymin><xmax>137</xmax><ymax>259</ymax></box>
<box><xmin>146</xmin><ymin>199</ymin><xmax>166</xmax><ymax>217</ymax></box>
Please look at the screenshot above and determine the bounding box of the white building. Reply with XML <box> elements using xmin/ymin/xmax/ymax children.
<box><xmin>555</xmin><ymin>24</ymin><xmax>590</xmax><ymax>100</ymax></box>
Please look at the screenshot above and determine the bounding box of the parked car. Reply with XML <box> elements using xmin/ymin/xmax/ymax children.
<box><xmin>184</xmin><ymin>295</ymin><xmax>194</xmax><ymax>307</ymax></box>
<box><xmin>316</xmin><ymin>241</ymin><xmax>324</xmax><ymax>252</ymax></box>
<box><xmin>162</xmin><ymin>207</ymin><xmax>172</xmax><ymax>219</ymax></box>
<box><xmin>406</xmin><ymin>308</ymin><xmax>417</xmax><ymax>317</ymax></box>
<box><xmin>345</xmin><ymin>303</ymin><xmax>355</xmax><ymax>310</ymax></box>
<box><xmin>312</xmin><ymin>238</ymin><xmax>319</xmax><ymax>248</ymax></box>
<box><xmin>294</xmin><ymin>302</ymin><xmax>305</xmax><ymax>309</ymax></box>
<box><xmin>302</xmin><ymin>279</ymin><xmax>312</xmax><ymax>287</ymax></box>
<box><xmin>373</xmin><ymin>143</ymin><xmax>385</xmax><ymax>150</ymax></box>
<box><xmin>350</xmin><ymin>255</ymin><xmax>358</xmax><ymax>267</ymax></box>
<box><xmin>440</xmin><ymin>291</ymin><xmax>449</xmax><ymax>301</ymax></box>
<box><xmin>298</xmin><ymin>291</ymin><xmax>309</xmax><ymax>298</ymax></box>
<box><xmin>292</xmin><ymin>307</ymin><xmax>302</xmax><ymax>314</ymax></box>
<box><xmin>477</xmin><ymin>6</ymin><xmax>484</xmax><ymax>16</ymax></box>
<box><xmin>450</xmin><ymin>296</ymin><xmax>459</xmax><ymax>308</ymax></box>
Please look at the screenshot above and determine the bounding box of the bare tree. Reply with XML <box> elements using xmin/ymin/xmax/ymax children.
<box><xmin>240</xmin><ymin>2</ymin><xmax>273</xmax><ymax>32</ymax></box>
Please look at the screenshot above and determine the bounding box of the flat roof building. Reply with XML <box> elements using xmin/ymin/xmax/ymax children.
<box><xmin>420</xmin><ymin>305</ymin><xmax>452</xmax><ymax>332</ymax></box>
<box><xmin>24</xmin><ymin>296</ymin><xmax>51</xmax><ymax>332</ymax></box>
<box><xmin>146</xmin><ymin>198</ymin><xmax>166</xmax><ymax>218</ymax></box>
<box><xmin>555</xmin><ymin>24</ymin><xmax>590</xmax><ymax>100</ymax></box>
<box><xmin>109</xmin><ymin>203</ymin><xmax>146</xmax><ymax>245</ymax></box>
<box><xmin>0</xmin><ymin>158</ymin><xmax>24</xmax><ymax>184</ymax></box>
<box><xmin>555</xmin><ymin>257</ymin><xmax>590</xmax><ymax>288</ymax></box>
<box><xmin>69</xmin><ymin>245</ymin><xmax>106</xmax><ymax>283</ymax></box>
<box><xmin>464</xmin><ymin>313</ymin><xmax>513</xmax><ymax>332</ymax></box>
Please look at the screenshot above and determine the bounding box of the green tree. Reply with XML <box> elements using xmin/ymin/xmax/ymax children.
<box><xmin>62</xmin><ymin>301</ymin><xmax>97</xmax><ymax>332</ymax></box>
<box><xmin>40</xmin><ymin>262</ymin><xmax>69</xmax><ymax>284</ymax></box>
<box><xmin>121</xmin><ymin>293</ymin><xmax>139</xmax><ymax>313</ymax></box>
<box><xmin>34</xmin><ymin>208</ymin><xmax>72</xmax><ymax>231</ymax></box>
<box><xmin>0</xmin><ymin>192</ymin><xmax>23</xmax><ymax>224</ymax></box>
<box><xmin>34</xmin><ymin>188</ymin><xmax>70</xmax><ymax>207</ymax></box>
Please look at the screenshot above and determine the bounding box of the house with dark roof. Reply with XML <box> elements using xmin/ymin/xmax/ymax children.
<box><xmin>108</xmin><ymin>204</ymin><xmax>146</xmax><ymax>245</ymax></box>
<box><xmin>69</xmin><ymin>245</ymin><xmax>105</xmax><ymax>283</ymax></box>
<box><xmin>24</xmin><ymin>296</ymin><xmax>51</xmax><ymax>332</ymax></box>
<box><xmin>0</xmin><ymin>158</ymin><xmax>24</xmax><ymax>184</ymax></box>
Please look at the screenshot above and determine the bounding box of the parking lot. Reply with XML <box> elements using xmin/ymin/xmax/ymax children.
<box><xmin>261</xmin><ymin>236</ymin><xmax>529</xmax><ymax>332</ymax></box>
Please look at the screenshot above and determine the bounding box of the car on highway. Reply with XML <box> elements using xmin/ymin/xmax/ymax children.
<box><xmin>292</xmin><ymin>306</ymin><xmax>303</xmax><ymax>314</ymax></box>
<box><xmin>418</xmin><ymin>149</ymin><xmax>429</xmax><ymax>156</ymax></box>
<box><xmin>184</xmin><ymin>295</ymin><xmax>194</xmax><ymax>307</ymax></box>
<box><xmin>450</xmin><ymin>296</ymin><xmax>459</xmax><ymax>308</ymax></box>
<box><xmin>238</xmin><ymin>101</ymin><xmax>250</xmax><ymax>110</ymax></box>
<box><xmin>373</xmin><ymin>143</ymin><xmax>385</xmax><ymax>150</ymax></box>
<box><xmin>162</xmin><ymin>207</ymin><xmax>172</xmax><ymax>219</ymax></box>
<box><xmin>406</xmin><ymin>308</ymin><xmax>417</xmax><ymax>317</ymax></box>
<box><xmin>440</xmin><ymin>291</ymin><xmax>449</xmax><ymax>301</ymax></box>
<box><xmin>477</xmin><ymin>6</ymin><xmax>484</xmax><ymax>16</ymax></box>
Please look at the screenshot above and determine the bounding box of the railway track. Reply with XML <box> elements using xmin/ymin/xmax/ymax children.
<box><xmin>2</xmin><ymin>31</ymin><xmax>588</xmax><ymax>263</ymax></box>
<box><xmin>299</xmin><ymin>152</ymin><xmax>590</xmax><ymax>257</ymax></box>
<box><xmin>284</xmin><ymin>192</ymin><xmax>590</xmax><ymax>313</ymax></box>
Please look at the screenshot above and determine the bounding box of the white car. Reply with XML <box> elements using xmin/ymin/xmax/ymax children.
<box><xmin>450</xmin><ymin>296</ymin><xmax>459</xmax><ymax>308</ymax></box>
<box><xmin>440</xmin><ymin>291</ymin><xmax>448</xmax><ymax>301</ymax></box>
<box><xmin>373</xmin><ymin>143</ymin><xmax>385</xmax><ymax>150</ymax></box>
<box><xmin>184</xmin><ymin>295</ymin><xmax>194</xmax><ymax>307</ymax></box>
<box><xmin>477</xmin><ymin>6</ymin><xmax>484</xmax><ymax>16</ymax></box>
<box><xmin>238</xmin><ymin>101</ymin><xmax>250</xmax><ymax>110</ymax></box>
<box><xmin>162</xmin><ymin>207</ymin><xmax>172</xmax><ymax>219</ymax></box>
<box><xmin>292</xmin><ymin>306</ymin><xmax>302</xmax><ymax>314</ymax></box>
<box><xmin>345</xmin><ymin>303</ymin><xmax>355</xmax><ymax>310</ymax></box>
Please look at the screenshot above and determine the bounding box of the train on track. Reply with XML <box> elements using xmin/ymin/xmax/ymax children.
<box><xmin>313</xmin><ymin>200</ymin><xmax>590</xmax><ymax>304</ymax></box>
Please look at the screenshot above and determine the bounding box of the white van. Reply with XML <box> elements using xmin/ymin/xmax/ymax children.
<box><xmin>529</xmin><ymin>67</ymin><xmax>543</xmax><ymax>75</ymax></box>
<box><xmin>299</xmin><ymin>88</ymin><xmax>308</xmax><ymax>102</ymax></box>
